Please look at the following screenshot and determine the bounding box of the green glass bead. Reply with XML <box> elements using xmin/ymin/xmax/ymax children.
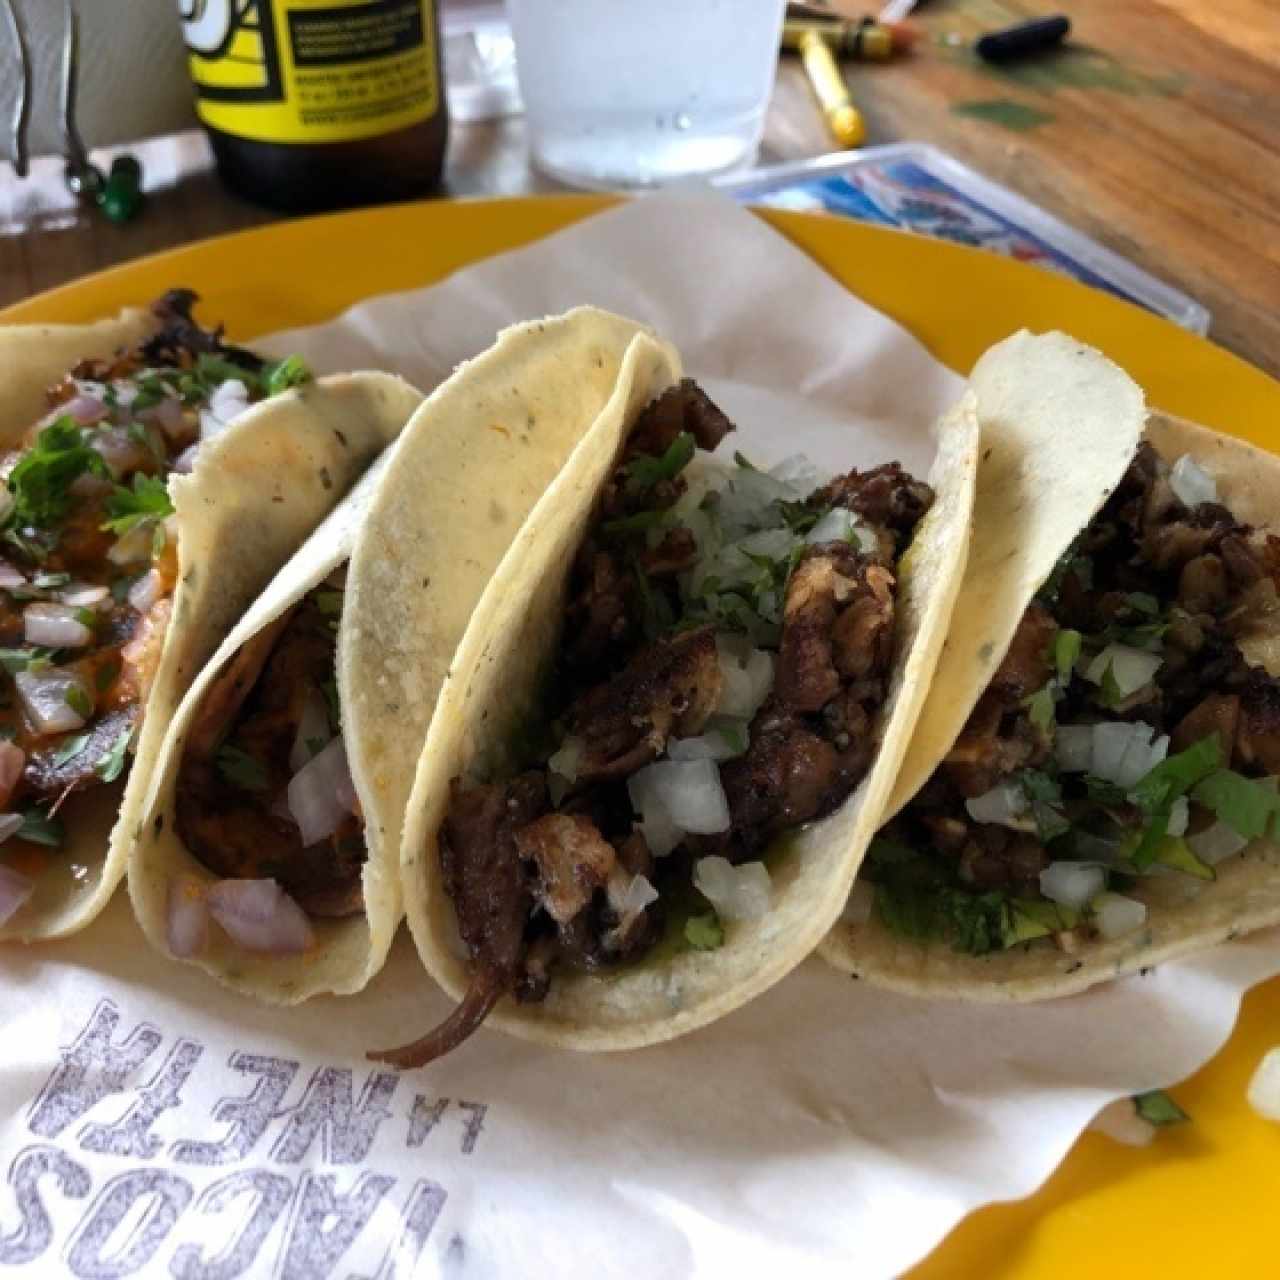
<box><xmin>98</xmin><ymin>178</ymin><xmax>142</xmax><ymax>224</ymax></box>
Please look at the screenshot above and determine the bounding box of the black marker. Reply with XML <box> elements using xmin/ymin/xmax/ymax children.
<box><xmin>975</xmin><ymin>15</ymin><xmax>1071</xmax><ymax>64</ymax></box>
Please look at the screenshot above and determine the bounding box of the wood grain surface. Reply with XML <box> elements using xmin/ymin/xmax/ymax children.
<box><xmin>0</xmin><ymin>0</ymin><xmax>1276</xmax><ymax>376</ymax></box>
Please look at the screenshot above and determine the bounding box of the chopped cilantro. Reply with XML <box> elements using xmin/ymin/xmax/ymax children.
<box><xmin>95</xmin><ymin>724</ymin><xmax>133</xmax><ymax>783</ymax></box>
<box><xmin>194</xmin><ymin>354</ymin><xmax>255</xmax><ymax>389</ymax></box>
<box><xmin>95</xmin><ymin>660</ymin><xmax>119</xmax><ymax>693</ymax></box>
<box><xmin>1020</xmin><ymin>770</ymin><xmax>1070</xmax><ymax>842</ymax></box>
<box><xmin>1125</xmin><ymin>592</ymin><xmax>1161</xmax><ymax>616</ymax></box>
<box><xmin>0</xmin><ymin>647</ymin><xmax>57</xmax><ymax>674</ymax></box>
<box><xmin>1024</xmin><ymin>685</ymin><xmax>1056</xmax><ymax>734</ymax></box>
<box><xmin>624</xmin><ymin>432</ymin><xmax>694</xmax><ymax>498</ymax></box>
<box><xmin>1083</xmin><ymin>775</ymin><xmax>1128</xmax><ymax>808</ymax></box>
<box><xmin>101</xmin><ymin>473</ymin><xmax>174</xmax><ymax>537</ymax></box>
<box><xmin>1192</xmin><ymin>768</ymin><xmax>1280</xmax><ymax>841</ymax></box>
<box><xmin>601</xmin><ymin>509</ymin><xmax>669</xmax><ymax>536</ymax></box>
<box><xmin>17</xmin><ymin>806</ymin><xmax>63</xmax><ymax>848</ymax></box>
<box><xmin>264</xmin><ymin>355</ymin><xmax>312</xmax><ymax>396</ymax></box>
<box><xmin>684</xmin><ymin>912</ymin><xmax>724</xmax><ymax>950</ymax></box>
<box><xmin>1133</xmin><ymin>1089</ymin><xmax>1189</xmax><ymax>1127</ymax></box>
<box><xmin>776</xmin><ymin>499</ymin><xmax>820</xmax><ymax>535</ymax></box>
<box><xmin>1130</xmin><ymin>735</ymin><xmax>1225</xmax><ymax>869</ymax></box>
<box><xmin>215</xmin><ymin>745</ymin><xmax>269</xmax><ymax>792</ymax></box>
<box><xmin>1151</xmin><ymin>836</ymin><xmax>1214</xmax><ymax>881</ymax></box>
<box><xmin>74</xmin><ymin>607</ymin><xmax>98</xmax><ymax>630</ymax></box>
<box><xmin>6</xmin><ymin>420</ymin><xmax>108</xmax><ymax>530</ymax></box>
<box><xmin>51</xmin><ymin>733</ymin><xmax>92</xmax><ymax>769</ymax></box>
<box><xmin>65</xmin><ymin>685</ymin><xmax>93</xmax><ymax>719</ymax></box>
<box><xmin>1053</xmin><ymin>629</ymin><xmax>1082</xmax><ymax>683</ymax></box>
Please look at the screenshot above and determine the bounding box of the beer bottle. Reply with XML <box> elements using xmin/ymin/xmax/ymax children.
<box><xmin>179</xmin><ymin>0</ymin><xmax>448</xmax><ymax>212</ymax></box>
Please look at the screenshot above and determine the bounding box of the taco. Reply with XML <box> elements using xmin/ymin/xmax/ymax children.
<box><xmin>822</xmin><ymin>330</ymin><xmax>1280</xmax><ymax>999</ymax></box>
<box><xmin>0</xmin><ymin>290</ymin><xmax>422</xmax><ymax>941</ymax></box>
<box><xmin>372</xmin><ymin>343</ymin><xmax>980</xmax><ymax>1066</ymax></box>
<box><xmin>130</xmin><ymin>307</ymin><xmax>677</xmax><ymax>1001</ymax></box>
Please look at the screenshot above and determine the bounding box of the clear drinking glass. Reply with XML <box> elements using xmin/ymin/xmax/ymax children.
<box><xmin>507</xmin><ymin>0</ymin><xmax>787</xmax><ymax>189</ymax></box>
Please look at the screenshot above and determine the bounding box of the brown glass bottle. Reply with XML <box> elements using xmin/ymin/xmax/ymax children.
<box><xmin>182</xmin><ymin>0</ymin><xmax>448</xmax><ymax>214</ymax></box>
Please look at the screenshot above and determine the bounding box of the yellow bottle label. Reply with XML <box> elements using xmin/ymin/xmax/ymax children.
<box><xmin>181</xmin><ymin>0</ymin><xmax>439</xmax><ymax>144</ymax></box>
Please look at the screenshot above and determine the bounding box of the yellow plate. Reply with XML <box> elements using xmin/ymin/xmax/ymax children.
<box><xmin>2</xmin><ymin>194</ymin><xmax>1277</xmax><ymax>1277</ymax></box>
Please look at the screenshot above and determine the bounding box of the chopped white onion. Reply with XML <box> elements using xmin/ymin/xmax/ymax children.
<box><xmin>287</xmin><ymin>737</ymin><xmax>354</xmax><ymax>847</ymax></box>
<box><xmin>107</xmin><ymin>523</ymin><xmax>155</xmax><ymax>565</ymax></box>
<box><xmin>24</xmin><ymin>603</ymin><xmax>93</xmax><ymax>649</ymax></box>
<box><xmin>1089</xmin><ymin>1098</ymin><xmax>1157</xmax><ymax>1147</ymax></box>
<box><xmin>841</xmin><ymin>877</ymin><xmax>875</xmax><ymax>926</ymax></box>
<box><xmin>0</xmin><ymin>560</ymin><xmax>25</xmax><ymax>591</ymax></box>
<box><xmin>1040</xmin><ymin>861</ymin><xmax>1106</xmax><ymax>910</ymax></box>
<box><xmin>166</xmin><ymin>877</ymin><xmax>209</xmax><ymax>958</ymax></box>
<box><xmin>172</xmin><ymin>444</ymin><xmax>200</xmax><ymax>474</ymax></box>
<box><xmin>0</xmin><ymin>862</ymin><xmax>34</xmax><ymax>927</ymax></box>
<box><xmin>548</xmin><ymin>736</ymin><xmax>584</xmax><ymax>784</ymax></box>
<box><xmin>715</xmin><ymin>640</ymin><xmax>774</xmax><ymax>721</ymax></box>
<box><xmin>1093</xmin><ymin>891</ymin><xmax>1148</xmax><ymax>940</ymax></box>
<box><xmin>126</xmin><ymin>569</ymin><xmax>164</xmax><ymax>616</ymax></box>
<box><xmin>1187</xmin><ymin>820</ymin><xmax>1250</xmax><ymax>865</ymax></box>
<box><xmin>694</xmin><ymin>856</ymin><xmax>772</xmax><ymax>922</ymax></box>
<box><xmin>59</xmin><ymin>582</ymin><xmax>109</xmax><ymax>608</ymax></box>
<box><xmin>1090</xmin><ymin>721</ymin><xmax>1169</xmax><ymax>790</ymax></box>
<box><xmin>0</xmin><ymin>742</ymin><xmax>25</xmax><ymax>807</ymax></box>
<box><xmin>608</xmin><ymin>872</ymin><xmax>659</xmax><ymax>918</ymax></box>
<box><xmin>199</xmin><ymin>379</ymin><xmax>250</xmax><ymax>439</ymax></box>
<box><xmin>965</xmin><ymin>780</ymin><xmax>1036</xmax><ymax>832</ymax></box>
<box><xmin>737</xmin><ymin>527</ymin><xmax>799</xmax><ymax>560</ymax></box>
<box><xmin>1170</xmin><ymin>454</ymin><xmax>1217</xmax><ymax>508</ymax></box>
<box><xmin>1085</xmin><ymin>644</ymin><xmax>1162</xmax><ymax>696</ymax></box>
<box><xmin>1054</xmin><ymin>724</ymin><xmax>1094</xmax><ymax>773</ymax></box>
<box><xmin>768</xmin><ymin>454</ymin><xmax>826</xmax><ymax>493</ymax></box>
<box><xmin>289</xmin><ymin>686</ymin><xmax>333</xmax><ymax>775</ymax></box>
<box><xmin>14</xmin><ymin>669</ymin><xmax>91</xmax><ymax>734</ymax></box>
<box><xmin>629</xmin><ymin>759</ymin><xmax>730</xmax><ymax>835</ymax></box>
<box><xmin>805</xmin><ymin>507</ymin><xmax>876</xmax><ymax>552</ymax></box>
<box><xmin>639</xmin><ymin>811</ymin><xmax>683</xmax><ymax>858</ymax></box>
<box><xmin>206</xmin><ymin>879</ymin><xmax>314</xmax><ymax>953</ymax></box>
<box><xmin>1166</xmin><ymin>796</ymin><xmax>1189</xmax><ymax>838</ymax></box>
<box><xmin>1247</xmin><ymin>1047</ymin><xmax>1280</xmax><ymax>1122</ymax></box>
<box><xmin>63</xmin><ymin>393</ymin><xmax>107</xmax><ymax>426</ymax></box>
<box><xmin>667</xmin><ymin>717</ymin><xmax>750</xmax><ymax>762</ymax></box>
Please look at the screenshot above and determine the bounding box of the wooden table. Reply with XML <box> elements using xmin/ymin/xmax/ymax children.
<box><xmin>2</xmin><ymin>0</ymin><xmax>1278</xmax><ymax>380</ymax></box>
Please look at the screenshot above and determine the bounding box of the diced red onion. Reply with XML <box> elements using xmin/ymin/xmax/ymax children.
<box><xmin>1247</xmin><ymin>1047</ymin><xmax>1280</xmax><ymax>1122</ymax></box>
<box><xmin>1093</xmin><ymin>891</ymin><xmax>1147</xmax><ymax>940</ymax></box>
<box><xmin>60</xmin><ymin>582</ymin><xmax>109</xmax><ymax>608</ymax></box>
<box><xmin>715</xmin><ymin>640</ymin><xmax>774</xmax><ymax>720</ymax></box>
<box><xmin>841</xmin><ymin>877</ymin><xmax>875</xmax><ymax>926</ymax></box>
<box><xmin>166</xmin><ymin>877</ymin><xmax>210</xmax><ymax>958</ymax></box>
<box><xmin>0</xmin><ymin>742</ymin><xmax>25</xmax><ymax>808</ymax></box>
<box><xmin>1085</xmin><ymin>644</ymin><xmax>1162</xmax><ymax>697</ymax></box>
<box><xmin>1090</xmin><ymin>721</ymin><xmax>1169</xmax><ymax>790</ymax></box>
<box><xmin>70</xmin><ymin>471</ymin><xmax>114</xmax><ymax>498</ymax></box>
<box><xmin>14</xmin><ymin>668</ymin><xmax>91</xmax><ymax>734</ymax></box>
<box><xmin>127</xmin><ymin>570</ymin><xmax>164</xmax><ymax>616</ymax></box>
<box><xmin>1054</xmin><ymin>724</ymin><xmax>1094</xmax><ymax>773</ymax></box>
<box><xmin>106</xmin><ymin>380</ymin><xmax>137</xmax><ymax>409</ymax></box>
<box><xmin>1170</xmin><ymin>454</ymin><xmax>1217</xmax><ymax>509</ymax></box>
<box><xmin>289</xmin><ymin>686</ymin><xmax>333</xmax><ymax>774</ymax></box>
<box><xmin>0</xmin><ymin>861</ymin><xmax>34</xmax><ymax>927</ymax></box>
<box><xmin>694</xmin><ymin>855</ymin><xmax>772</xmax><ymax>921</ymax></box>
<box><xmin>1187</xmin><ymin>820</ymin><xmax>1250</xmax><ymax>865</ymax></box>
<box><xmin>1040</xmin><ymin>861</ymin><xmax>1106</xmax><ymax>910</ymax></box>
<box><xmin>548</xmin><ymin>736</ymin><xmax>583</xmax><ymax>785</ymax></box>
<box><xmin>24</xmin><ymin>603</ymin><xmax>93</xmax><ymax>649</ymax></box>
<box><xmin>206</xmin><ymin>879</ymin><xmax>314</xmax><ymax>953</ymax></box>
<box><xmin>172</xmin><ymin>444</ymin><xmax>200</xmax><ymax>474</ymax></box>
<box><xmin>965</xmin><ymin>780</ymin><xmax>1036</xmax><ymax>831</ymax></box>
<box><xmin>63</xmin><ymin>394</ymin><xmax>108</xmax><ymax>426</ymax></box>
<box><xmin>1089</xmin><ymin>1098</ymin><xmax>1157</xmax><ymax>1147</ymax></box>
<box><xmin>287</xmin><ymin>737</ymin><xmax>354</xmax><ymax>847</ymax></box>
<box><xmin>0</xmin><ymin>560</ymin><xmax>26</xmax><ymax>590</ymax></box>
<box><xmin>89</xmin><ymin>427</ymin><xmax>150</xmax><ymax>477</ymax></box>
<box><xmin>147</xmin><ymin>395</ymin><xmax>189</xmax><ymax>439</ymax></box>
<box><xmin>629</xmin><ymin>760</ymin><xmax>730</xmax><ymax>835</ymax></box>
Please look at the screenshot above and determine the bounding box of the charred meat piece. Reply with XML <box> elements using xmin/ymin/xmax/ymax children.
<box><xmin>625</xmin><ymin>378</ymin><xmax>734</xmax><ymax>459</ymax></box>
<box><xmin>370</xmin><ymin>773</ymin><xmax>547</xmax><ymax>1069</ymax></box>
<box><xmin>141</xmin><ymin>289</ymin><xmax>265</xmax><ymax>372</ymax></box>
<box><xmin>568</xmin><ymin>627</ymin><xmax>722</xmax><ymax>780</ymax></box>
<box><xmin>989</xmin><ymin>603</ymin><xmax>1057</xmax><ymax>704</ymax></box>
<box><xmin>563</xmin><ymin>548</ymin><xmax>634</xmax><ymax>672</ymax></box>
<box><xmin>1237</xmin><ymin>670</ymin><xmax>1280</xmax><ymax>774</ymax></box>
<box><xmin>514</xmin><ymin>812</ymin><xmax>616</xmax><ymax>925</ymax></box>
<box><xmin>23</xmin><ymin>706</ymin><xmax>137</xmax><ymax>803</ymax></box>
<box><xmin>810</xmin><ymin>463</ymin><xmax>934</xmax><ymax>552</ymax></box>
<box><xmin>775</xmin><ymin>543</ymin><xmax>895</xmax><ymax>714</ymax></box>
<box><xmin>641</xmin><ymin>526</ymin><xmax>698</xmax><ymax>578</ymax></box>
<box><xmin>958</xmin><ymin>827</ymin><xmax>1048</xmax><ymax>893</ymax></box>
